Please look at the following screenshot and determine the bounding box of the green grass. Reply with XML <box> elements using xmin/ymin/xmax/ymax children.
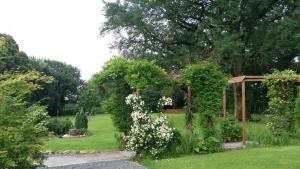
<box><xmin>142</xmin><ymin>145</ymin><xmax>300</xmax><ymax>169</ymax></box>
<box><xmin>44</xmin><ymin>113</ymin><xmax>294</xmax><ymax>151</ymax></box>
<box><xmin>44</xmin><ymin>114</ymin><xmax>118</xmax><ymax>151</ymax></box>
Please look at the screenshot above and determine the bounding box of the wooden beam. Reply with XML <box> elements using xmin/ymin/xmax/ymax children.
<box><xmin>242</xmin><ymin>80</ymin><xmax>246</xmax><ymax>145</ymax></box>
<box><xmin>228</xmin><ymin>76</ymin><xmax>246</xmax><ymax>84</ymax></box>
<box><xmin>229</xmin><ymin>75</ymin><xmax>300</xmax><ymax>83</ymax></box>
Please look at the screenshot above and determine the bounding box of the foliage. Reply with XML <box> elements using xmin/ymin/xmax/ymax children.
<box><xmin>95</xmin><ymin>57</ymin><xmax>169</xmax><ymax>134</ymax></box>
<box><xmin>95</xmin><ymin>57</ymin><xmax>133</xmax><ymax>134</ymax></box>
<box><xmin>62</xmin><ymin>103</ymin><xmax>79</xmax><ymax>116</ymax></box>
<box><xmin>101</xmin><ymin>0</ymin><xmax>300</xmax><ymax>75</ymax></box>
<box><xmin>31</xmin><ymin>59</ymin><xmax>83</xmax><ymax>115</ymax></box>
<box><xmin>25</xmin><ymin>105</ymin><xmax>50</xmax><ymax>137</ymax></box>
<box><xmin>194</xmin><ymin>136</ymin><xmax>223</xmax><ymax>154</ymax></box>
<box><xmin>262</xmin><ymin>69</ymin><xmax>297</xmax><ymax>137</ymax></box>
<box><xmin>75</xmin><ymin>109</ymin><xmax>88</xmax><ymax>129</ymax></box>
<box><xmin>102</xmin><ymin>93</ymin><xmax>132</xmax><ymax>134</ymax></box>
<box><xmin>221</xmin><ymin>115</ymin><xmax>242</xmax><ymax>142</ymax></box>
<box><xmin>46</xmin><ymin>118</ymin><xmax>73</xmax><ymax>135</ymax></box>
<box><xmin>78</xmin><ymin>80</ymin><xmax>104</xmax><ymax>114</ymax></box>
<box><xmin>0</xmin><ymin>34</ymin><xmax>83</xmax><ymax>116</ymax></box>
<box><xmin>125</xmin><ymin>60</ymin><xmax>168</xmax><ymax>90</ymax></box>
<box><xmin>176</xmin><ymin>133</ymin><xmax>198</xmax><ymax>155</ymax></box>
<box><xmin>0</xmin><ymin>71</ymin><xmax>52</xmax><ymax>168</ymax></box>
<box><xmin>124</xmin><ymin>94</ymin><xmax>174</xmax><ymax>158</ymax></box>
<box><xmin>180</xmin><ymin>61</ymin><xmax>227</xmax><ymax>139</ymax></box>
<box><xmin>294</xmin><ymin>87</ymin><xmax>300</xmax><ymax>135</ymax></box>
<box><xmin>140</xmin><ymin>87</ymin><xmax>163</xmax><ymax>113</ymax></box>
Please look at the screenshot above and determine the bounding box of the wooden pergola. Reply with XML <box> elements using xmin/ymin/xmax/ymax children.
<box><xmin>225</xmin><ymin>75</ymin><xmax>300</xmax><ymax>145</ymax></box>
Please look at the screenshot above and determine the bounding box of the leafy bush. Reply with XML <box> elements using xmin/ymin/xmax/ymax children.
<box><xmin>141</xmin><ymin>87</ymin><xmax>163</xmax><ymax>113</ymax></box>
<box><xmin>25</xmin><ymin>105</ymin><xmax>50</xmax><ymax>137</ymax></box>
<box><xmin>75</xmin><ymin>109</ymin><xmax>88</xmax><ymax>129</ymax></box>
<box><xmin>102</xmin><ymin>93</ymin><xmax>132</xmax><ymax>134</ymax></box>
<box><xmin>46</xmin><ymin>118</ymin><xmax>73</xmax><ymax>135</ymax></box>
<box><xmin>194</xmin><ymin>136</ymin><xmax>223</xmax><ymax>154</ymax></box>
<box><xmin>164</xmin><ymin>129</ymin><xmax>182</xmax><ymax>156</ymax></box>
<box><xmin>95</xmin><ymin>57</ymin><xmax>133</xmax><ymax>134</ymax></box>
<box><xmin>221</xmin><ymin>115</ymin><xmax>242</xmax><ymax>142</ymax></box>
<box><xmin>125</xmin><ymin>60</ymin><xmax>169</xmax><ymax>90</ymax></box>
<box><xmin>262</xmin><ymin>69</ymin><xmax>297</xmax><ymax>137</ymax></box>
<box><xmin>0</xmin><ymin>71</ymin><xmax>52</xmax><ymax>168</ymax></box>
<box><xmin>97</xmin><ymin>57</ymin><xmax>169</xmax><ymax>134</ymax></box>
<box><xmin>176</xmin><ymin>133</ymin><xmax>198</xmax><ymax>154</ymax></box>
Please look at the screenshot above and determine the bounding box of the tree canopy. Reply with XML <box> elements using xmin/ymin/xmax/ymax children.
<box><xmin>101</xmin><ymin>0</ymin><xmax>300</xmax><ymax>75</ymax></box>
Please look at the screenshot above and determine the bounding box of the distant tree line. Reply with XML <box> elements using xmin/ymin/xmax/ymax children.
<box><xmin>0</xmin><ymin>33</ymin><xmax>83</xmax><ymax>116</ymax></box>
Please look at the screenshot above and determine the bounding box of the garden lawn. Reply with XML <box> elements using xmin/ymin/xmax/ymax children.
<box><xmin>45</xmin><ymin>114</ymin><xmax>119</xmax><ymax>151</ymax></box>
<box><xmin>142</xmin><ymin>145</ymin><xmax>300</xmax><ymax>169</ymax></box>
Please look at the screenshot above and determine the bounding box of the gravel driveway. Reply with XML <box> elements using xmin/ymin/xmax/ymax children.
<box><xmin>40</xmin><ymin>151</ymin><xmax>147</xmax><ymax>169</ymax></box>
<box><xmin>43</xmin><ymin>160</ymin><xmax>147</xmax><ymax>169</ymax></box>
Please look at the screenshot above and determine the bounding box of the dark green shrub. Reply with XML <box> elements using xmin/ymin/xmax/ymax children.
<box><xmin>25</xmin><ymin>105</ymin><xmax>50</xmax><ymax>137</ymax></box>
<box><xmin>46</xmin><ymin>118</ymin><xmax>73</xmax><ymax>135</ymax></box>
<box><xmin>164</xmin><ymin>129</ymin><xmax>182</xmax><ymax>156</ymax></box>
<box><xmin>221</xmin><ymin>115</ymin><xmax>242</xmax><ymax>142</ymax></box>
<box><xmin>102</xmin><ymin>93</ymin><xmax>132</xmax><ymax>134</ymax></box>
<box><xmin>194</xmin><ymin>136</ymin><xmax>223</xmax><ymax>154</ymax></box>
<box><xmin>75</xmin><ymin>109</ymin><xmax>88</xmax><ymax>129</ymax></box>
<box><xmin>141</xmin><ymin>87</ymin><xmax>163</xmax><ymax>113</ymax></box>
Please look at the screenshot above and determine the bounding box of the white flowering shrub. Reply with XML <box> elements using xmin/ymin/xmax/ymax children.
<box><xmin>157</xmin><ymin>96</ymin><xmax>172</xmax><ymax>111</ymax></box>
<box><xmin>125</xmin><ymin>93</ymin><xmax>174</xmax><ymax>157</ymax></box>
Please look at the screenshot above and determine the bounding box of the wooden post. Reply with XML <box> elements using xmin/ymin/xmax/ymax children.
<box><xmin>186</xmin><ymin>85</ymin><xmax>193</xmax><ymax>133</ymax></box>
<box><xmin>242</xmin><ymin>80</ymin><xmax>247</xmax><ymax>145</ymax></box>
<box><xmin>136</xmin><ymin>88</ymin><xmax>140</xmax><ymax>96</ymax></box>
<box><xmin>223</xmin><ymin>87</ymin><xmax>227</xmax><ymax>117</ymax></box>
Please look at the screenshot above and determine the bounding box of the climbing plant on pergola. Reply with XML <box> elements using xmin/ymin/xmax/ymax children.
<box><xmin>225</xmin><ymin>75</ymin><xmax>300</xmax><ymax>145</ymax></box>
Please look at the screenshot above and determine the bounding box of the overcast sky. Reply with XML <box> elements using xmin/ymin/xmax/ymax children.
<box><xmin>0</xmin><ymin>0</ymin><xmax>116</xmax><ymax>80</ymax></box>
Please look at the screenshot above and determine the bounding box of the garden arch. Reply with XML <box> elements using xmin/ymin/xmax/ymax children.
<box><xmin>136</xmin><ymin>74</ymin><xmax>193</xmax><ymax>131</ymax></box>
<box><xmin>225</xmin><ymin>75</ymin><xmax>300</xmax><ymax>145</ymax></box>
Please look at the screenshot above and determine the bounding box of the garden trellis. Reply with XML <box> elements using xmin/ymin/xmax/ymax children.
<box><xmin>226</xmin><ymin>75</ymin><xmax>300</xmax><ymax>145</ymax></box>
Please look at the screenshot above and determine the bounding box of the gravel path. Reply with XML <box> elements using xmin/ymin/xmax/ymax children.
<box><xmin>43</xmin><ymin>160</ymin><xmax>147</xmax><ymax>169</ymax></box>
<box><xmin>40</xmin><ymin>151</ymin><xmax>147</xmax><ymax>169</ymax></box>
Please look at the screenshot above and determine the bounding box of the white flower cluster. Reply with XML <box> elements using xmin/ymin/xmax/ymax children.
<box><xmin>158</xmin><ymin>96</ymin><xmax>173</xmax><ymax>106</ymax></box>
<box><xmin>157</xmin><ymin>96</ymin><xmax>173</xmax><ymax>111</ymax></box>
<box><xmin>124</xmin><ymin>94</ymin><xmax>174</xmax><ymax>157</ymax></box>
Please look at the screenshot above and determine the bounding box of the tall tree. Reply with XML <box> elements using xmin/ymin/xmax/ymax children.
<box><xmin>101</xmin><ymin>0</ymin><xmax>300</xmax><ymax>75</ymax></box>
<box><xmin>31</xmin><ymin>59</ymin><xmax>83</xmax><ymax>115</ymax></box>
